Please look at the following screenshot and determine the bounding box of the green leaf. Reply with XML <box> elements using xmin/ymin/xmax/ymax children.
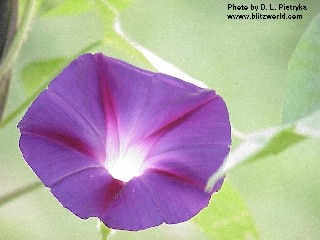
<box><xmin>283</xmin><ymin>15</ymin><xmax>320</xmax><ymax>123</ymax></box>
<box><xmin>236</xmin><ymin>127</ymin><xmax>305</xmax><ymax>163</ymax></box>
<box><xmin>37</xmin><ymin>0</ymin><xmax>65</xmax><ymax>16</ymax></box>
<box><xmin>39</xmin><ymin>0</ymin><xmax>92</xmax><ymax>17</ymax></box>
<box><xmin>21</xmin><ymin>58</ymin><xmax>67</xmax><ymax>93</ymax></box>
<box><xmin>193</xmin><ymin>181</ymin><xmax>259</xmax><ymax>240</ymax></box>
<box><xmin>106</xmin><ymin>0</ymin><xmax>132</xmax><ymax>12</ymax></box>
<box><xmin>231</xmin><ymin>126</ymin><xmax>304</xmax><ymax>164</ymax></box>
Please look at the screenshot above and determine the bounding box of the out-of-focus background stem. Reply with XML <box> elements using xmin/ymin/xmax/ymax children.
<box><xmin>0</xmin><ymin>0</ymin><xmax>18</xmax><ymax>121</ymax></box>
<box><xmin>0</xmin><ymin>181</ymin><xmax>42</xmax><ymax>207</ymax></box>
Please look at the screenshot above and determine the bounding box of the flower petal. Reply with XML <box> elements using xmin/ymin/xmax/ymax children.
<box><xmin>144</xmin><ymin>95</ymin><xmax>231</xmax><ymax>188</ymax></box>
<box><xmin>51</xmin><ymin>167</ymin><xmax>123</xmax><ymax>219</ymax></box>
<box><xmin>101</xmin><ymin>177</ymin><xmax>163</xmax><ymax>231</ymax></box>
<box><xmin>138</xmin><ymin>170</ymin><xmax>211</xmax><ymax>225</ymax></box>
<box><xmin>100</xmin><ymin>169</ymin><xmax>216</xmax><ymax>231</ymax></box>
<box><xmin>47</xmin><ymin>54</ymin><xmax>106</xmax><ymax>145</ymax></box>
<box><xmin>18</xmin><ymin>54</ymin><xmax>106</xmax><ymax>163</ymax></box>
<box><xmin>19</xmin><ymin>134</ymin><xmax>102</xmax><ymax>187</ymax></box>
<box><xmin>96</xmin><ymin>54</ymin><xmax>216</xmax><ymax>145</ymax></box>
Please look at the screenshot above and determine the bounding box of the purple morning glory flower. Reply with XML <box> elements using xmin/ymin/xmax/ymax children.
<box><xmin>18</xmin><ymin>53</ymin><xmax>231</xmax><ymax>231</ymax></box>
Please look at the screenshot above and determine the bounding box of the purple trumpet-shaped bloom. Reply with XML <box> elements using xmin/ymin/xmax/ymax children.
<box><xmin>18</xmin><ymin>53</ymin><xmax>231</xmax><ymax>231</ymax></box>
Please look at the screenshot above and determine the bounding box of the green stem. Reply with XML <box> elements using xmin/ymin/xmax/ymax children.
<box><xmin>0</xmin><ymin>0</ymin><xmax>37</xmax><ymax>88</ymax></box>
<box><xmin>98</xmin><ymin>221</ymin><xmax>113</xmax><ymax>240</ymax></box>
<box><xmin>231</xmin><ymin>127</ymin><xmax>247</xmax><ymax>140</ymax></box>
<box><xmin>0</xmin><ymin>181</ymin><xmax>42</xmax><ymax>207</ymax></box>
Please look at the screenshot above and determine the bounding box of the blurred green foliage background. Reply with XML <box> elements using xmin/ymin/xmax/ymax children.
<box><xmin>1</xmin><ymin>0</ymin><xmax>320</xmax><ymax>239</ymax></box>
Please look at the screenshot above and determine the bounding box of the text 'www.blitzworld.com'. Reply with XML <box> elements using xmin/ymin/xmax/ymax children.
<box><xmin>227</xmin><ymin>3</ymin><xmax>307</xmax><ymax>20</ymax></box>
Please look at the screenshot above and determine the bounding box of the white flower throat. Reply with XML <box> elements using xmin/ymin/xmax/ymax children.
<box><xmin>105</xmin><ymin>141</ymin><xmax>147</xmax><ymax>182</ymax></box>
